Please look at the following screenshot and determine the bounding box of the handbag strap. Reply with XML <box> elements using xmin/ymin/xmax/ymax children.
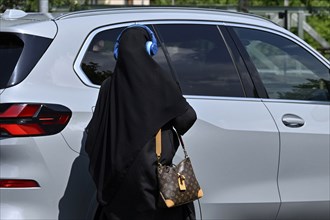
<box><xmin>155</xmin><ymin>129</ymin><xmax>188</xmax><ymax>163</ymax></box>
<box><xmin>156</xmin><ymin>129</ymin><xmax>162</xmax><ymax>162</ymax></box>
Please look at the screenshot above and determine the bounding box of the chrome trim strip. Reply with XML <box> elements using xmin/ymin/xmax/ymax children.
<box><xmin>261</xmin><ymin>98</ymin><xmax>330</xmax><ymax>105</ymax></box>
<box><xmin>185</xmin><ymin>95</ymin><xmax>330</xmax><ymax>105</ymax></box>
<box><xmin>185</xmin><ymin>95</ymin><xmax>262</xmax><ymax>102</ymax></box>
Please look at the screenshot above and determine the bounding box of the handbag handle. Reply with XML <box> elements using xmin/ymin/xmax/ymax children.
<box><xmin>155</xmin><ymin>129</ymin><xmax>188</xmax><ymax>164</ymax></box>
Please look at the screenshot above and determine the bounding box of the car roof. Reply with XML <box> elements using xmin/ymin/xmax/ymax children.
<box><xmin>0</xmin><ymin>11</ymin><xmax>53</xmax><ymax>25</ymax></box>
<box><xmin>0</xmin><ymin>10</ymin><xmax>57</xmax><ymax>38</ymax></box>
<box><xmin>0</xmin><ymin>7</ymin><xmax>280</xmax><ymax>39</ymax></box>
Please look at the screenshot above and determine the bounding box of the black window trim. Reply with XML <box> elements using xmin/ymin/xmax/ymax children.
<box><xmin>225</xmin><ymin>26</ymin><xmax>269</xmax><ymax>99</ymax></box>
<box><xmin>219</xmin><ymin>25</ymin><xmax>257</xmax><ymax>98</ymax></box>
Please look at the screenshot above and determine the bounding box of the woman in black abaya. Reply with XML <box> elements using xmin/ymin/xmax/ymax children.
<box><xmin>85</xmin><ymin>26</ymin><xmax>197</xmax><ymax>220</ymax></box>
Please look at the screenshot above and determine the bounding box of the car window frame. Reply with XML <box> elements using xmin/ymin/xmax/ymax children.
<box><xmin>74</xmin><ymin>20</ymin><xmax>260</xmax><ymax>100</ymax></box>
<box><xmin>74</xmin><ymin>21</ymin><xmax>178</xmax><ymax>89</ymax></box>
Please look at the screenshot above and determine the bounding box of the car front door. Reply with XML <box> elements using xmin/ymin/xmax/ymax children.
<box><xmin>232</xmin><ymin>26</ymin><xmax>330</xmax><ymax>220</ymax></box>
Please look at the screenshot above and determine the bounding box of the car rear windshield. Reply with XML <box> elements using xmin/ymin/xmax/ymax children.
<box><xmin>0</xmin><ymin>33</ymin><xmax>52</xmax><ymax>89</ymax></box>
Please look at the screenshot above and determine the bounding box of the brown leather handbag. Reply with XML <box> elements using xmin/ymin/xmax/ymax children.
<box><xmin>155</xmin><ymin>129</ymin><xmax>203</xmax><ymax>208</ymax></box>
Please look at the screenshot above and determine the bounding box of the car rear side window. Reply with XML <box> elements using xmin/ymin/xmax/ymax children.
<box><xmin>156</xmin><ymin>24</ymin><xmax>245</xmax><ymax>97</ymax></box>
<box><xmin>0</xmin><ymin>34</ymin><xmax>23</xmax><ymax>88</ymax></box>
<box><xmin>80</xmin><ymin>26</ymin><xmax>171</xmax><ymax>85</ymax></box>
<box><xmin>233</xmin><ymin>27</ymin><xmax>330</xmax><ymax>101</ymax></box>
<box><xmin>0</xmin><ymin>33</ymin><xmax>52</xmax><ymax>89</ymax></box>
<box><xmin>81</xmin><ymin>28</ymin><xmax>122</xmax><ymax>85</ymax></box>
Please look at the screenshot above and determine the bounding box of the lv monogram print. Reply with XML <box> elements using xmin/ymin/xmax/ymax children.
<box><xmin>157</xmin><ymin>157</ymin><xmax>203</xmax><ymax>208</ymax></box>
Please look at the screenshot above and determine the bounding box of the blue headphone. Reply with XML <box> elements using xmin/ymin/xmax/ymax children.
<box><xmin>113</xmin><ymin>24</ymin><xmax>158</xmax><ymax>60</ymax></box>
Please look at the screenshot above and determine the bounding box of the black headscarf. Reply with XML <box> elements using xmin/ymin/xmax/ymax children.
<box><xmin>85</xmin><ymin>27</ymin><xmax>190</xmax><ymax>205</ymax></box>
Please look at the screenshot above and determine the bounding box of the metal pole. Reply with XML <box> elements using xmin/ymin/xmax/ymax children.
<box><xmin>39</xmin><ymin>0</ymin><xmax>49</xmax><ymax>13</ymax></box>
<box><xmin>238</xmin><ymin>0</ymin><xmax>249</xmax><ymax>13</ymax></box>
<box><xmin>298</xmin><ymin>10</ymin><xmax>305</xmax><ymax>39</ymax></box>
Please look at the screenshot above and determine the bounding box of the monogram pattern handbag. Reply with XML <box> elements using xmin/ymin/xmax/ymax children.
<box><xmin>155</xmin><ymin>129</ymin><xmax>203</xmax><ymax>208</ymax></box>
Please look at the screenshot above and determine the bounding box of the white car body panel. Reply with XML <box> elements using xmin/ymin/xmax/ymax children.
<box><xmin>263</xmin><ymin>100</ymin><xmax>330</xmax><ymax>219</ymax></box>
<box><xmin>0</xmin><ymin>135</ymin><xmax>78</xmax><ymax>219</ymax></box>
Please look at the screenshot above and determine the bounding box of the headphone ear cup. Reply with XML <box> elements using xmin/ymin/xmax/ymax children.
<box><xmin>150</xmin><ymin>43</ymin><xmax>158</xmax><ymax>56</ymax></box>
<box><xmin>145</xmin><ymin>41</ymin><xmax>153</xmax><ymax>56</ymax></box>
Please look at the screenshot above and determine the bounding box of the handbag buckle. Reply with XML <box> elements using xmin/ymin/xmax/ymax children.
<box><xmin>177</xmin><ymin>173</ymin><xmax>186</xmax><ymax>191</ymax></box>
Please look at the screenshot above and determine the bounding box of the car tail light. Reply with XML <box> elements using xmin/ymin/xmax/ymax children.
<box><xmin>0</xmin><ymin>103</ymin><xmax>71</xmax><ymax>137</ymax></box>
<box><xmin>0</xmin><ymin>179</ymin><xmax>40</xmax><ymax>188</ymax></box>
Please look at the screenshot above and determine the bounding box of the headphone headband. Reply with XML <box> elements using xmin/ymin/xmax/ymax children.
<box><xmin>113</xmin><ymin>24</ymin><xmax>158</xmax><ymax>60</ymax></box>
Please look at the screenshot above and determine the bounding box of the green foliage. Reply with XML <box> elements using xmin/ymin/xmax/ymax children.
<box><xmin>249</xmin><ymin>0</ymin><xmax>281</xmax><ymax>6</ymax></box>
<box><xmin>0</xmin><ymin>0</ymin><xmax>89</xmax><ymax>12</ymax></box>
<box><xmin>152</xmin><ymin>0</ymin><xmax>234</xmax><ymax>5</ymax></box>
<box><xmin>305</xmin><ymin>11</ymin><xmax>330</xmax><ymax>59</ymax></box>
<box><xmin>0</xmin><ymin>0</ymin><xmax>26</xmax><ymax>11</ymax></box>
<box><xmin>152</xmin><ymin>0</ymin><xmax>330</xmax><ymax>7</ymax></box>
<box><xmin>23</xmin><ymin>0</ymin><xmax>38</xmax><ymax>11</ymax></box>
<box><xmin>81</xmin><ymin>62</ymin><xmax>113</xmax><ymax>85</ymax></box>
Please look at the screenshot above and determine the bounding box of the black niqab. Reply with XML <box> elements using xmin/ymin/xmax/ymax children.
<box><xmin>85</xmin><ymin>27</ymin><xmax>189</xmax><ymax>205</ymax></box>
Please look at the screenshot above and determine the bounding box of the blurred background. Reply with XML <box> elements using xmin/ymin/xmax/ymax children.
<box><xmin>0</xmin><ymin>0</ymin><xmax>329</xmax><ymax>59</ymax></box>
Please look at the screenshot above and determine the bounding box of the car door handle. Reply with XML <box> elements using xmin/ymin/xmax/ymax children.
<box><xmin>282</xmin><ymin>114</ymin><xmax>305</xmax><ymax>128</ymax></box>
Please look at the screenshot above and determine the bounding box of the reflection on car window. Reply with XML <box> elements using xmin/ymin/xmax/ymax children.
<box><xmin>156</xmin><ymin>24</ymin><xmax>244</xmax><ymax>97</ymax></box>
<box><xmin>233</xmin><ymin>27</ymin><xmax>330</xmax><ymax>101</ymax></box>
<box><xmin>81</xmin><ymin>28</ymin><xmax>122</xmax><ymax>85</ymax></box>
<box><xmin>80</xmin><ymin>26</ymin><xmax>170</xmax><ymax>85</ymax></box>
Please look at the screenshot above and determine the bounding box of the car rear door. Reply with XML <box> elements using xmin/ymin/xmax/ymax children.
<box><xmin>230</xmin><ymin>26</ymin><xmax>330</xmax><ymax>220</ymax></box>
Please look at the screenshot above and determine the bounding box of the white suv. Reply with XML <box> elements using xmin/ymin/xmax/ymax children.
<box><xmin>1</xmin><ymin>7</ymin><xmax>329</xmax><ymax>220</ymax></box>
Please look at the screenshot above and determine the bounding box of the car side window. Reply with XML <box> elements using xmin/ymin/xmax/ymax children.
<box><xmin>80</xmin><ymin>26</ymin><xmax>170</xmax><ymax>85</ymax></box>
<box><xmin>233</xmin><ymin>27</ymin><xmax>330</xmax><ymax>101</ymax></box>
<box><xmin>155</xmin><ymin>24</ymin><xmax>245</xmax><ymax>97</ymax></box>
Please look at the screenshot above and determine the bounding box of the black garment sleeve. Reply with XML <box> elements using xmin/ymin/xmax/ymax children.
<box><xmin>172</xmin><ymin>104</ymin><xmax>197</xmax><ymax>135</ymax></box>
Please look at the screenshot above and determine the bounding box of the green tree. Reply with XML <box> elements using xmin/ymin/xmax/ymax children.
<box><xmin>0</xmin><ymin>0</ymin><xmax>88</xmax><ymax>12</ymax></box>
<box><xmin>0</xmin><ymin>0</ymin><xmax>25</xmax><ymax>11</ymax></box>
<box><xmin>152</xmin><ymin>0</ymin><xmax>237</xmax><ymax>5</ymax></box>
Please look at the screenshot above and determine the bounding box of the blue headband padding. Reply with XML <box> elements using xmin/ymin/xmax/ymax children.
<box><xmin>113</xmin><ymin>24</ymin><xmax>158</xmax><ymax>60</ymax></box>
